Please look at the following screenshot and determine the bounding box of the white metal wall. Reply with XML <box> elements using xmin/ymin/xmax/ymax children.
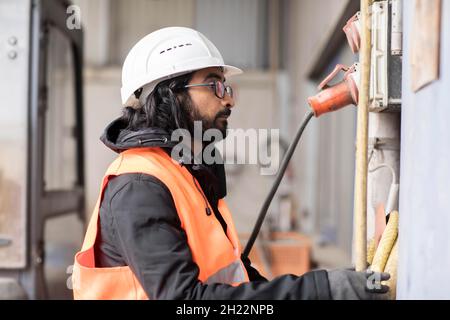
<box><xmin>398</xmin><ymin>0</ymin><xmax>450</xmax><ymax>299</ymax></box>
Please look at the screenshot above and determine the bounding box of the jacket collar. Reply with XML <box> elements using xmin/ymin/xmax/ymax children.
<box><xmin>101</xmin><ymin>117</ymin><xmax>227</xmax><ymax>200</ymax></box>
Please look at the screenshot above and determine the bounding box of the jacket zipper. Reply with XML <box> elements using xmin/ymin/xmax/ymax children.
<box><xmin>192</xmin><ymin>176</ymin><xmax>212</xmax><ymax>216</ymax></box>
<box><xmin>138</xmin><ymin>137</ymin><xmax>168</xmax><ymax>145</ymax></box>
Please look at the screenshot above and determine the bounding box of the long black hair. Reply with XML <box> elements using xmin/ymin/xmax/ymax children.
<box><xmin>121</xmin><ymin>72</ymin><xmax>195</xmax><ymax>134</ymax></box>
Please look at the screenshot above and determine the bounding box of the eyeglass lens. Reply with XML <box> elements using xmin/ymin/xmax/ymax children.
<box><xmin>214</xmin><ymin>80</ymin><xmax>233</xmax><ymax>99</ymax></box>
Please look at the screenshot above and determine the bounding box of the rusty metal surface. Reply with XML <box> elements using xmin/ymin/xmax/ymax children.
<box><xmin>0</xmin><ymin>0</ymin><xmax>31</xmax><ymax>269</ymax></box>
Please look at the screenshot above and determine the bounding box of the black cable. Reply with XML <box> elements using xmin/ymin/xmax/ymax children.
<box><xmin>242</xmin><ymin>110</ymin><xmax>314</xmax><ymax>259</ymax></box>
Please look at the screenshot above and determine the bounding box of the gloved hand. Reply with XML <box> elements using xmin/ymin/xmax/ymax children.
<box><xmin>327</xmin><ymin>269</ymin><xmax>390</xmax><ymax>300</ymax></box>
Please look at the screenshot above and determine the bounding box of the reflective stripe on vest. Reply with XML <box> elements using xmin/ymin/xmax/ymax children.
<box><xmin>73</xmin><ymin>147</ymin><xmax>249</xmax><ymax>299</ymax></box>
<box><xmin>205</xmin><ymin>258</ymin><xmax>247</xmax><ymax>285</ymax></box>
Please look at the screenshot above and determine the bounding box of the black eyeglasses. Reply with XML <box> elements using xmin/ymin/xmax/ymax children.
<box><xmin>184</xmin><ymin>80</ymin><xmax>233</xmax><ymax>99</ymax></box>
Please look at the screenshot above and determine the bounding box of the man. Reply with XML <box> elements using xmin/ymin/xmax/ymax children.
<box><xmin>73</xmin><ymin>27</ymin><xmax>389</xmax><ymax>300</ymax></box>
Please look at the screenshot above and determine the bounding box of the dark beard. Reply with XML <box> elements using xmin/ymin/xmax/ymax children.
<box><xmin>189</xmin><ymin>108</ymin><xmax>231</xmax><ymax>140</ymax></box>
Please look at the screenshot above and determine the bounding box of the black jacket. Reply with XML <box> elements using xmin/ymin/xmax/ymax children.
<box><xmin>94</xmin><ymin>118</ymin><xmax>331</xmax><ymax>299</ymax></box>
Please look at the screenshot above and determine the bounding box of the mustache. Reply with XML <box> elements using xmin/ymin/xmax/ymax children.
<box><xmin>215</xmin><ymin>109</ymin><xmax>232</xmax><ymax>119</ymax></box>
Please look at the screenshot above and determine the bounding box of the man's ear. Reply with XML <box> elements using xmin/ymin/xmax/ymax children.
<box><xmin>124</xmin><ymin>94</ymin><xmax>141</xmax><ymax>110</ymax></box>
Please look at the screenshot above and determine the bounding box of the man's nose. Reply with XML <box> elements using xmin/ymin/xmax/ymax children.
<box><xmin>222</xmin><ymin>91</ymin><xmax>235</xmax><ymax>108</ymax></box>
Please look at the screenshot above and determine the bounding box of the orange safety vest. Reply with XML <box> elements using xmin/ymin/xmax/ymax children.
<box><xmin>72</xmin><ymin>147</ymin><xmax>249</xmax><ymax>299</ymax></box>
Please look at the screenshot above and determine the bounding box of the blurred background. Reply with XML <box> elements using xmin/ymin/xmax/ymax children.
<box><xmin>1</xmin><ymin>0</ymin><xmax>449</xmax><ymax>299</ymax></box>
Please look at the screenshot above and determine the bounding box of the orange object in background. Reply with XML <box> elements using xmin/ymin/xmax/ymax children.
<box><xmin>308</xmin><ymin>63</ymin><xmax>360</xmax><ymax>117</ymax></box>
<box><xmin>241</xmin><ymin>232</ymin><xmax>311</xmax><ymax>279</ymax></box>
<box><xmin>374</xmin><ymin>203</ymin><xmax>388</xmax><ymax>248</ymax></box>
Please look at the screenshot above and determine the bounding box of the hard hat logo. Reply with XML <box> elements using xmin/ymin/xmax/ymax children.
<box><xmin>120</xmin><ymin>27</ymin><xmax>243</xmax><ymax>107</ymax></box>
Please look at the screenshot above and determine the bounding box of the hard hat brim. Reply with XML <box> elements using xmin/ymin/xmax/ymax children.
<box><xmin>222</xmin><ymin>65</ymin><xmax>243</xmax><ymax>77</ymax></box>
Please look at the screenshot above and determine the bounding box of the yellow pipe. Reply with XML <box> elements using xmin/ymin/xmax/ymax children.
<box><xmin>370</xmin><ymin>211</ymin><xmax>399</xmax><ymax>273</ymax></box>
<box><xmin>353</xmin><ymin>0</ymin><xmax>373</xmax><ymax>271</ymax></box>
<box><xmin>384</xmin><ymin>238</ymin><xmax>399</xmax><ymax>299</ymax></box>
<box><xmin>367</xmin><ymin>237</ymin><xmax>376</xmax><ymax>265</ymax></box>
<box><xmin>367</xmin><ymin>211</ymin><xmax>399</xmax><ymax>300</ymax></box>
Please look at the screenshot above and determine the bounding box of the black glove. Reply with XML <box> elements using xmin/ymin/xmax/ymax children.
<box><xmin>327</xmin><ymin>269</ymin><xmax>390</xmax><ymax>300</ymax></box>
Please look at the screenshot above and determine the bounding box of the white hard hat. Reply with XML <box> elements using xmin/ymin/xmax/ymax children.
<box><xmin>121</xmin><ymin>26</ymin><xmax>243</xmax><ymax>106</ymax></box>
